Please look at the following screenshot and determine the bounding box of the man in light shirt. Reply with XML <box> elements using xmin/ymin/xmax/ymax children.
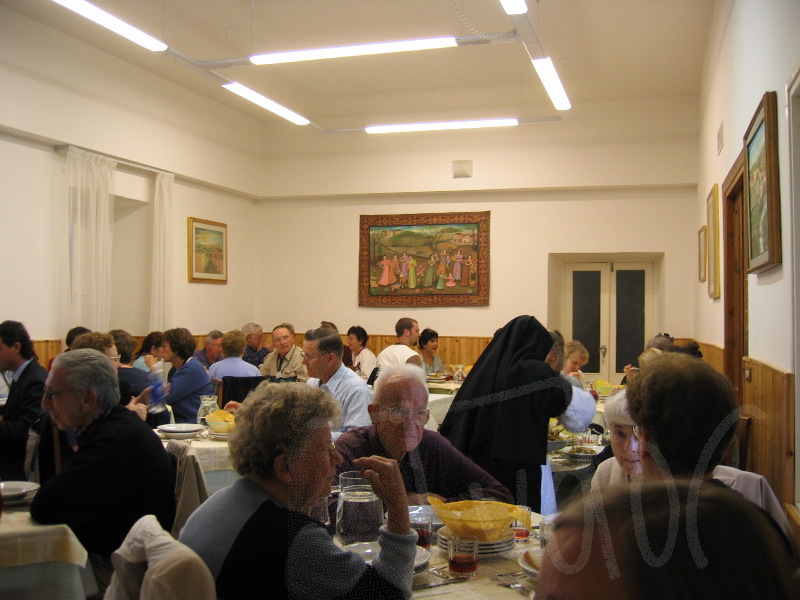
<box><xmin>302</xmin><ymin>327</ymin><xmax>371</xmax><ymax>440</ymax></box>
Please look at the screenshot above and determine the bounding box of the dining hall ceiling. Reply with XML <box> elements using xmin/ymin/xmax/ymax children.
<box><xmin>2</xmin><ymin>0</ymin><xmax>714</xmax><ymax>148</ymax></box>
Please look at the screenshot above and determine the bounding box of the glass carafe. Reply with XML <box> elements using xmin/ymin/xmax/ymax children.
<box><xmin>197</xmin><ymin>395</ymin><xmax>219</xmax><ymax>426</ymax></box>
<box><xmin>336</xmin><ymin>471</ymin><xmax>383</xmax><ymax>544</ymax></box>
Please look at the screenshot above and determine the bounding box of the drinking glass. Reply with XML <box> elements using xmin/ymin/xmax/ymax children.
<box><xmin>539</xmin><ymin>513</ymin><xmax>557</xmax><ymax>549</ymax></box>
<box><xmin>447</xmin><ymin>535</ymin><xmax>478</xmax><ymax>578</ymax></box>
<box><xmin>410</xmin><ymin>512</ymin><xmax>432</xmax><ymax>549</ymax></box>
<box><xmin>336</xmin><ymin>471</ymin><xmax>383</xmax><ymax>544</ymax></box>
<box><xmin>512</xmin><ymin>505</ymin><xmax>532</xmax><ymax>542</ymax></box>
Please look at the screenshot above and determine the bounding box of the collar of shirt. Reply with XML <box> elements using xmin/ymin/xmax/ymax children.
<box><xmin>12</xmin><ymin>358</ymin><xmax>33</xmax><ymax>382</ymax></box>
<box><xmin>76</xmin><ymin>406</ymin><xmax>113</xmax><ymax>445</ymax></box>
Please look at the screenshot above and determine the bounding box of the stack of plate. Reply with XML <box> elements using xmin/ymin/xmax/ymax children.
<box><xmin>0</xmin><ymin>481</ymin><xmax>40</xmax><ymax>506</ymax></box>
<box><xmin>157</xmin><ymin>423</ymin><xmax>205</xmax><ymax>440</ymax></box>
<box><xmin>436</xmin><ymin>526</ymin><xmax>515</xmax><ymax>557</ymax></box>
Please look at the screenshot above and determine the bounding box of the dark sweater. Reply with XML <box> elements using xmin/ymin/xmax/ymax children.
<box><xmin>335</xmin><ymin>426</ymin><xmax>513</xmax><ymax>503</ymax></box>
<box><xmin>30</xmin><ymin>405</ymin><xmax>175</xmax><ymax>556</ymax></box>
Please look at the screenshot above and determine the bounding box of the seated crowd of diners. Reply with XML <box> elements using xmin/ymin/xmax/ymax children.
<box><xmin>0</xmin><ymin>316</ymin><xmax>797</xmax><ymax>599</ymax></box>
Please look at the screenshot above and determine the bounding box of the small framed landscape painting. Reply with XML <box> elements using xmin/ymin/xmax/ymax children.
<box><xmin>188</xmin><ymin>217</ymin><xmax>227</xmax><ymax>284</ymax></box>
<box><xmin>359</xmin><ymin>211</ymin><xmax>490</xmax><ymax>307</ymax></box>
<box><xmin>744</xmin><ymin>91</ymin><xmax>782</xmax><ymax>274</ymax></box>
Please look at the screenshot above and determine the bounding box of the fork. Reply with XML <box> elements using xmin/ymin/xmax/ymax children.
<box><xmin>494</xmin><ymin>573</ymin><xmax>534</xmax><ymax>596</ymax></box>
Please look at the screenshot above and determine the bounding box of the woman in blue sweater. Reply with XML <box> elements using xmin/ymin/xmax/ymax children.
<box><xmin>162</xmin><ymin>327</ymin><xmax>213</xmax><ymax>423</ymax></box>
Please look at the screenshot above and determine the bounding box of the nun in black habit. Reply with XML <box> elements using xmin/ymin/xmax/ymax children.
<box><xmin>439</xmin><ymin>315</ymin><xmax>575</xmax><ymax>512</ymax></box>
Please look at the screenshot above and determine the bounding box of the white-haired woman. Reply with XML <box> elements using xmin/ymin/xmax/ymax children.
<box><xmin>591</xmin><ymin>390</ymin><xmax>642</xmax><ymax>490</ymax></box>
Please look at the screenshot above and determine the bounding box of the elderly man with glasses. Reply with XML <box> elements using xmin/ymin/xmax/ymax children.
<box><xmin>335</xmin><ymin>365</ymin><xmax>512</xmax><ymax>505</ymax></box>
<box><xmin>31</xmin><ymin>349</ymin><xmax>175</xmax><ymax>594</ymax></box>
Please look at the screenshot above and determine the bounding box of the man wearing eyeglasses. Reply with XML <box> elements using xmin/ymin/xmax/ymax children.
<box><xmin>335</xmin><ymin>364</ymin><xmax>512</xmax><ymax>505</ymax></box>
<box><xmin>0</xmin><ymin>320</ymin><xmax>46</xmax><ymax>480</ymax></box>
<box><xmin>302</xmin><ymin>328</ymin><xmax>371</xmax><ymax>440</ymax></box>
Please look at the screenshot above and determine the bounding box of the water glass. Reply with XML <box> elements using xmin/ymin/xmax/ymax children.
<box><xmin>539</xmin><ymin>513</ymin><xmax>558</xmax><ymax>549</ymax></box>
<box><xmin>447</xmin><ymin>535</ymin><xmax>478</xmax><ymax>577</ymax></box>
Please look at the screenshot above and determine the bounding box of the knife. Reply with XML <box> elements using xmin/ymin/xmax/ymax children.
<box><xmin>412</xmin><ymin>577</ymin><xmax>468</xmax><ymax>591</ymax></box>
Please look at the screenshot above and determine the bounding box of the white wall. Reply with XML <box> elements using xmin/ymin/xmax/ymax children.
<box><xmin>255</xmin><ymin>186</ymin><xmax>696</xmax><ymax>338</ymax></box>
<box><xmin>0</xmin><ymin>134</ymin><xmax>62</xmax><ymax>340</ymax></box>
<box><xmin>697</xmin><ymin>0</ymin><xmax>800</xmax><ymax>371</ymax></box>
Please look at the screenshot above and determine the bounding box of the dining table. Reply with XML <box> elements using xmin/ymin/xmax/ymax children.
<box><xmin>158</xmin><ymin>431</ymin><xmax>240</xmax><ymax>494</ymax></box>
<box><xmin>0</xmin><ymin>502</ymin><xmax>97</xmax><ymax>600</ymax></box>
<box><xmin>411</xmin><ymin>512</ymin><xmax>543</xmax><ymax>599</ymax></box>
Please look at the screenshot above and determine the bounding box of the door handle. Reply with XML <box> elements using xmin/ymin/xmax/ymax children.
<box><xmin>599</xmin><ymin>345</ymin><xmax>607</xmax><ymax>360</ymax></box>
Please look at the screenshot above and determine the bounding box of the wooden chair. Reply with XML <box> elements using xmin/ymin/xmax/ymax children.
<box><xmin>722</xmin><ymin>415</ymin><xmax>753</xmax><ymax>471</ymax></box>
<box><xmin>219</xmin><ymin>376</ymin><xmax>267</xmax><ymax>406</ymax></box>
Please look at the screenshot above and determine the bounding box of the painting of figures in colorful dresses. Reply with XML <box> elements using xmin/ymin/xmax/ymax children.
<box><xmin>359</xmin><ymin>211</ymin><xmax>489</xmax><ymax>307</ymax></box>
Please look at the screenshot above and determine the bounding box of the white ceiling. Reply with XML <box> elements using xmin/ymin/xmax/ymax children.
<box><xmin>2</xmin><ymin>0</ymin><xmax>714</xmax><ymax>134</ymax></box>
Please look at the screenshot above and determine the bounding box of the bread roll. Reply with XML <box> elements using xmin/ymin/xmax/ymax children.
<box><xmin>524</xmin><ymin>550</ymin><xmax>541</xmax><ymax>571</ymax></box>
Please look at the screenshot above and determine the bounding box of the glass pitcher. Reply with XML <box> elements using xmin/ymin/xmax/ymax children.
<box><xmin>453</xmin><ymin>365</ymin><xmax>466</xmax><ymax>383</ymax></box>
<box><xmin>197</xmin><ymin>395</ymin><xmax>219</xmax><ymax>426</ymax></box>
<box><xmin>336</xmin><ymin>471</ymin><xmax>383</xmax><ymax>544</ymax></box>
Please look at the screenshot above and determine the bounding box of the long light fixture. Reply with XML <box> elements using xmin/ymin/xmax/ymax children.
<box><xmin>366</xmin><ymin>118</ymin><xmax>518</xmax><ymax>134</ymax></box>
<box><xmin>251</xmin><ymin>37</ymin><xmax>457</xmax><ymax>65</ymax></box>
<box><xmin>49</xmin><ymin>0</ymin><xmax>167</xmax><ymax>52</ymax></box>
<box><xmin>531</xmin><ymin>58</ymin><xmax>571</xmax><ymax>110</ymax></box>
<box><xmin>499</xmin><ymin>0</ymin><xmax>528</xmax><ymax>15</ymax></box>
<box><xmin>222</xmin><ymin>83</ymin><xmax>310</xmax><ymax>126</ymax></box>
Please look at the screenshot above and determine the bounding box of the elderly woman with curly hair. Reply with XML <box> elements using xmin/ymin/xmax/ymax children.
<box><xmin>180</xmin><ymin>382</ymin><xmax>417</xmax><ymax>599</ymax></box>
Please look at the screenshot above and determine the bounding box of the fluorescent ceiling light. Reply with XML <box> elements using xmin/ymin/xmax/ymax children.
<box><xmin>532</xmin><ymin>57</ymin><xmax>571</xmax><ymax>110</ymax></box>
<box><xmin>366</xmin><ymin>118</ymin><xmax>518</xmax><ymax>134</ymax></box>
<box><xmin>50</xmin><ymin>0</ymin><xmax>167</xmax><ymax>51</ymax></box>
<box><xmin>222</xmin><ymin>83</ymin><xmax>310</xmax><ymax>126</ymax></box>
<box><xmin>499</xmin><ymin>0</ymin><xmax>528</xmax><ymax>15</ymax></box>
<box><xmin>251</xmin><ymin>37</ymin><xmax>457</xmax><ymax>65</ymax></box>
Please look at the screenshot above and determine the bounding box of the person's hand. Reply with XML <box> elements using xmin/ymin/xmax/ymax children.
<box><xmin>144</xmin><ymin>354</ymin><xmax>157</xmax><ymax>369</ymax></box>
<box><xmin>223</xmin><ymin>401</ymin><xmax>241</xmax><ymax>414</ymax></box>
<box><xmin>407</xmin><ymin>492</ymin><xmax>445</xmax><ymax>506</ymax></box>
<box><xmin>126</xmin><ymin>396</ymin><xmax>147</xmax><ymax>421</ymax></box>
<box><xmin>353</xmin><ymin>455</ymin><xmax>410</xmax><ymax>535</ymax></box>
<box><xmin>623</xmin><ymin>364</ymin><xmax>639</xmax><ymax>379</ymax></box>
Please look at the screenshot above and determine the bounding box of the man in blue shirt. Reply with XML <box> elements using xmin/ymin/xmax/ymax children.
<box><xmin>302</xmin><ymin>327</ymin><xmax>371</xmax><ymax>440</ymax></box>
<box><xmin>192</xmin><ymin>330</ymin><xmax>223</xmax><ymax>370</ymax></box>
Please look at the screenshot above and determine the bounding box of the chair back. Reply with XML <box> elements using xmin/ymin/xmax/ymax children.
<box><xmin>737</xmin><ymin>416</ymin><xmax>752</xmax><ymax>470</ymax></box>
<box><xmin>164</xmin><ymin>441</ymin><xmax>209</xmax><ymax>538</ymax></box>
<box><xmin>220</xmin><ymin>376</ymin><xmax>267</xmax><ymax>405</ymax></box>
<box><xmin>104</xmin><ymin>515</ymin><xmax>215</xmax><ymax>600</ymax></box>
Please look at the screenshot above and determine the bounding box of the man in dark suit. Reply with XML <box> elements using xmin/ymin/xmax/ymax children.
<box><xmin>0</xmin><ymin>320</ymin><xmax>47</xmax><ymax>480</ymax></box>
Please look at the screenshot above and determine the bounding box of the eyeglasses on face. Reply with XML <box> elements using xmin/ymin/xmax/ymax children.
<box><xmin>381</xmin><ymin>406</ymin><xmax>430</xmax><ymax>425</ymax></box>
<box><xmin>43</xmin><ymin>388</ymin><xmax>78</xmax><ymax>401</ymax></box>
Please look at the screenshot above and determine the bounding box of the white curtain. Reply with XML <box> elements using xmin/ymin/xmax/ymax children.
<box><xmin>149</xmin><ymin>171</ymin><xmax>174</xmax><ymax>331</ymax></box>
<box><xmin>66</xmin><ymin>147</ymin><xmax>117</xmax><ymax>331</ymax></box>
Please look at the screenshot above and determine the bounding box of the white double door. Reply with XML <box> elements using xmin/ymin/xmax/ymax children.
<box><xmin>562</xmin><ymin>262</ymin><xmax>654</xmax><ymax>384</ymax></box>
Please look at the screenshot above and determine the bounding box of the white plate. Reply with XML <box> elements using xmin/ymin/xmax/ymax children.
<box><xmin>157</xmin><ymin>424</ymin><xmax>205</xmax><ymax>440</ymax></box>
<box><xmin>559</xmin><ymin>445</ymin><xmax>604</xmax><ymax>461</ymax></box>
<box><xmin>435</xmin><ymin>527</ymin><xmax>515</xmax><ymax>557</ymax></box>
<box><xmin>0</xmin><ymin>481</ymin><xmax>40</xmax><ymax>503</ymax></box>
<box><xmin>426</xmin><ymin>377</ymin><xmax>447</xmax><ymax>383</ymax></box>
<box><xmin>343</xmin><ymin>542</ymin><xmax>430</xmax><ymax>572</ymax></box>
<box><xmin>518</xmin><ymin>550</ymin><xmax>544</xmax><ymax>579</ymax></box>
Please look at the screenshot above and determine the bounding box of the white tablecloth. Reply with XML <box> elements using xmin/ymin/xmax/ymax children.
<box><xmin>0</xmin><ymin>509</ymin><xmax>94</xmax><ymax>600</ymax></box>
<box><xmin>160</xmin><ymin>434</ymin><xmax>240</xmax><ymax>494</ymax></box>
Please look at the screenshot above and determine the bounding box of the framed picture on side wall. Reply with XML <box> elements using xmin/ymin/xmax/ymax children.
<box><xmin>698</xmin><ymin>225</ymin><xmax>707</xmax><ymax>282</ymax></box>
<box><xmin>188</xmin><ymin>217</ymin><xmax>227</xmax><ymax>283</ymax></box>
<box><xmin>359</xmin><ymin>211</ymin><xmax>490</xmax><ymax>307</ymax></box>
<box><xmin>706</xmin><ymin>185</ymin><xmax>720</xmax><ymax>299</ymax></box>
<box><xmin>744</xmin><ymin>91</ymin><xmax>782</xmax><ymax>273</ymax></box>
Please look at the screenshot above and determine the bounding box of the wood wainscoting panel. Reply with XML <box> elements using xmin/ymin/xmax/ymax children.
<box><xmin>695</xmin><ymin>342</ymin><xmax>724</xmax><ymax>373</ymax></box>
<box><xmin>742</xmin><ymin>357</ymin><xmax>794</xmax><ymax>504</ymax></box>
<box><xmin>33</xmin><ymin>340</ymin><xmax>62</xmax><ymax>369</ymax></box>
